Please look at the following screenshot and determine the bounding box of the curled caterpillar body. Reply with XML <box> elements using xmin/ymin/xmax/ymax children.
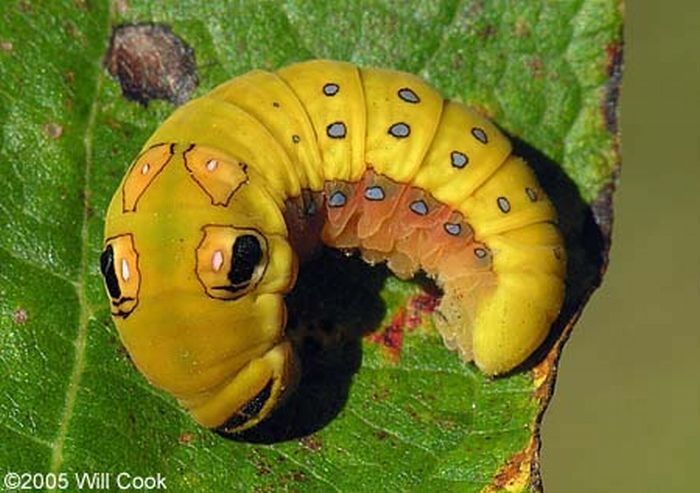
<box><xmin>101</xmin><ymin>60</ymin><xmax>566</xmax><ymax>433</ymax></box>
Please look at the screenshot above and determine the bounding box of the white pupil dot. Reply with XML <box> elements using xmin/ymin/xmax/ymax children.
<box><xmin>121</xmin><ymin>259</ymin><xmax>130</xmax><ymax>281</ymax></box>
<box><xmin>212</xmin><ymin>250</ymin><xmax>224</xmax><ymax>272</ymax></box>
<box><xmin>141</xmin><ymin>163</ymin><xmax>150</xmax><ymax>175</ymax></box>
<box><xmin>206</xmin><ymin>159</ymin><xmax>218</xmax><ymax>171</ymax></box>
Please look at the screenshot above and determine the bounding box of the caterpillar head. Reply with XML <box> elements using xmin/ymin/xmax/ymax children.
<box><xmin>100</xmin><ymin>143</ymin><xmax>298</xmax><ymax>433</ymax></box>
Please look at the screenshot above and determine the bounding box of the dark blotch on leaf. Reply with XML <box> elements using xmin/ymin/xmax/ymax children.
<box><xmin>604</xmin><ymin>42</ymin><xmax>623</xmax><ymax>134</ymax></box>
<box><xmin>104</xmin><ymin>23</ymin><xmax>198</xmax><ymax>106</ymax></box>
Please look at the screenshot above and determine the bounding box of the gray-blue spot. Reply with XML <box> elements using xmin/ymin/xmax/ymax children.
<box><xmin>398</xmin><ymin>88</ymin><xmax>420</xmax><ymax>103</ymax></box>
<box><xmin>364</xmin><ymin>186</ymin><xmax>385</xmax><ymax>201</ymax></box>
<box><xmin>328</xmin><ymin>191</ymin><xmax>346</xmax><ymax>207</ymax></box>
<box><xmin>388</xmin><ymin>122</ymin><xmax>410</xmax><ymax>138</ymax></box>
<box><xmin>327</xmin><ymin>122</ymin><xmax>346</xmax><ymax>139</ymax></box>
<box><xmin>409</xmin><ymin>200</ymin><xmax>428</xmax><ymax>215</ymax></box>
<box><xmin>451</xmin><ymin>151</ymin><xmax>468</xmax><ymax>169</ymax></box>
<box><xmin>444</xmin><ymin>223</ymin><xmax>461</xmax><ymax>236</ymax></box>
<box><xmin>497</xmin><ymin>196</ymin><xmax>511</xmax><ymax>213</ymax></box>
<box><xmin>292</xmin><ymin>134</ymin><xmax>301</xmax><ymax>144</ymax></box>
<box><xmin>526</xmin><ymin>187</ymin><xmax>538</xmax><ymax>202</ymax></box>
<box><xmin>323</xmin><ymin>83</ymin><xmax>339</xmax><ymax>96</ymax></box>
<box><xmin>474</xmin><ymin>248</ymin><xmax>488</xmax><ymax>259</ymax></box>
<box><xmin>471</xmin><ymin>127</ymin><xmax>488</xmax><ymax>144</ymax></box>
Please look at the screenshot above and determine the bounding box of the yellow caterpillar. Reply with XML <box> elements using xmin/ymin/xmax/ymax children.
<box><xmin>100</xmin><ymin>60</ymin><xmax>566</xmax><ymax>433</ymax></box>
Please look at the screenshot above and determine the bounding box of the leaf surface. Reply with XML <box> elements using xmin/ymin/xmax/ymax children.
<box><xmin>0</xmin><ymin>1</ymin><xmax>622</xmax><ymax>491</ymax></box>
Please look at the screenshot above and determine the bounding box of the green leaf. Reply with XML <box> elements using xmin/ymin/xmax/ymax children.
<box><xmin>0</xmin><ymin>1</ymin><xmax>622</xmax><ymax>491</ymax></box>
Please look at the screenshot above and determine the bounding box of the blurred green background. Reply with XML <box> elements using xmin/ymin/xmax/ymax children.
<box><xmin>541</xmin><ymin>2</ymin><xmax>699</xmax><ymax>491</ymax></box>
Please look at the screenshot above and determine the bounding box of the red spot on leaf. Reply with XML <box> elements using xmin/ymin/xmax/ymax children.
<box><xmin>366</xmin><ymin>291</ymin><xmax>440</xmax><ymax>360</ymax></box>
<box><xmin>178</xmin><ymin>432</ymin><xmax>194</xmax><ymax>445</ymax></box>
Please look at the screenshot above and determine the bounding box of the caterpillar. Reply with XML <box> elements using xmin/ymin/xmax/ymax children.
<box><xmin>100</xmin><ymin>60</ymin><xmax>566</xmax><ymax>433</ymax></box>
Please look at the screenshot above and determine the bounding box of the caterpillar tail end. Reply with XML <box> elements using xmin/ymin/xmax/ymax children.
<box><xmin>437</xmin><ymin>272</ymin><xmax>564</xmax><ymax>376</ymax></box>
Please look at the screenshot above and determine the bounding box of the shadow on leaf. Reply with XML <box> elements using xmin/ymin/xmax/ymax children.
<box><xmin>226</xmin><ymin>249</ymin><xmax>389</xmax><ymax>443</ymax></box>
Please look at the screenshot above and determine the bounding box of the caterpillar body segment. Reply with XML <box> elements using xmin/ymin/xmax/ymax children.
<box><xmin>101</xmin><ymin>60</ymin><xmax>566</xmax><ymax>432</ymax></box>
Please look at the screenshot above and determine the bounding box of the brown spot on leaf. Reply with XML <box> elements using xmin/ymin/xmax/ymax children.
<box><xmin>371</xmin><ymin>387</ymin><xmax>390</xmax><ymax>402</ymax></box>
<box><xmin>252</xmin><ymin>455</ymin><xmax>272</xmax><ymax>476</ymax></box>
<box><xmin>12</xmin><ymin>308</ymin><xmax>28</xmax><ymax>325</ymax></box>
<box><xmin>64</xmin><ymin>21</ymin><xmax>82</xmax><ymax>42</ymax></box>
<box><xmin>178</xmin><ymin>432</ymin><xmax>194</xmax><ymax>445</ymax></box>
<box><xmin>104</xmin><ymin>23</ymin><xmax>198</xmax><ymax>106</ymax></box>
<box><xmin>43</xmin><ymin>122</ymin><xmax>64</xmax><ymax>139</ymax></box>
<box><xmin>299</xmin><ymin>434</ymin><xmax>322</xmax><ymax>452</ymax></box>
<box><xmin>514</xmin><ymin>18</ymin><xmax>531</xmax><ymax>37</ymax></box>
<box><xmin>286</xmin><ymin>471</ymin><xmax>306</xmax><ymax>483</ymax></box>
<box><xmin>0</xmin><ymin>41</ymin><xmax>13</xmax><ymax>53</ymax></box>
<box><xmin>604</xmin><ymin>41</ymin><xmax>623</xmax><ymax>134</ymax></box>
<box><xmin>527</xmin><ymin>57</ymin><xmax>544</xmax><ymax>78</ymax></box>
<box><xmin>478</xmin><ymin>24</ymin><xmax>497</xmax><ymax>39</ymax></box>
<box><xmin>486</xmin><ymin>437</ymin><xmax>537</xmax><ymax>492</ymax></box>
<box><xmin>374</xmin><ymin>429</ymin><xmax>390</xmax><ymax>441</ymax></box>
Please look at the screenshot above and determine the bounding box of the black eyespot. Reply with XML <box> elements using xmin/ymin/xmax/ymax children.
<box><xmin>228</xmin><ymin>235</ymin><xmax>263</xmax><ymax>288</ymax></box>
<box><xmin>218</xmin><ymin>379</ymin><xmax>274</xmax><ymax>431</ymax></box>
<box><xmin>100</xmin><ymin>245</ymin><xmax>121</xmax><ymax>299</ymax></box>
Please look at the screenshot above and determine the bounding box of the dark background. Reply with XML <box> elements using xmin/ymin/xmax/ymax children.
<box><xmin>541</xmin><ymin>2</ymin><xmax>699</xmax><ymax>491</ymax></box>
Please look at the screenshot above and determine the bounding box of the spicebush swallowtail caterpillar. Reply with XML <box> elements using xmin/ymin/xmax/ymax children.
<box><xmin>100</xmin><ymin>60</ymin><xmax>566</xmax><ymax>433</ymax></box>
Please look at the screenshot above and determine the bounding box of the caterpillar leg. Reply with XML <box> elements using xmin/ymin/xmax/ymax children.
<box><xmin>434</xmin><ymin>272</ymin><xmax>497</xmax><ymax>363</ymax></box>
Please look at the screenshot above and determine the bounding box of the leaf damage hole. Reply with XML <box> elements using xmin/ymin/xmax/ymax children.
<box><xmin>104</xmin><ymin>23</ymin><xmax>198</xmax><ymax>106</ymax></box>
